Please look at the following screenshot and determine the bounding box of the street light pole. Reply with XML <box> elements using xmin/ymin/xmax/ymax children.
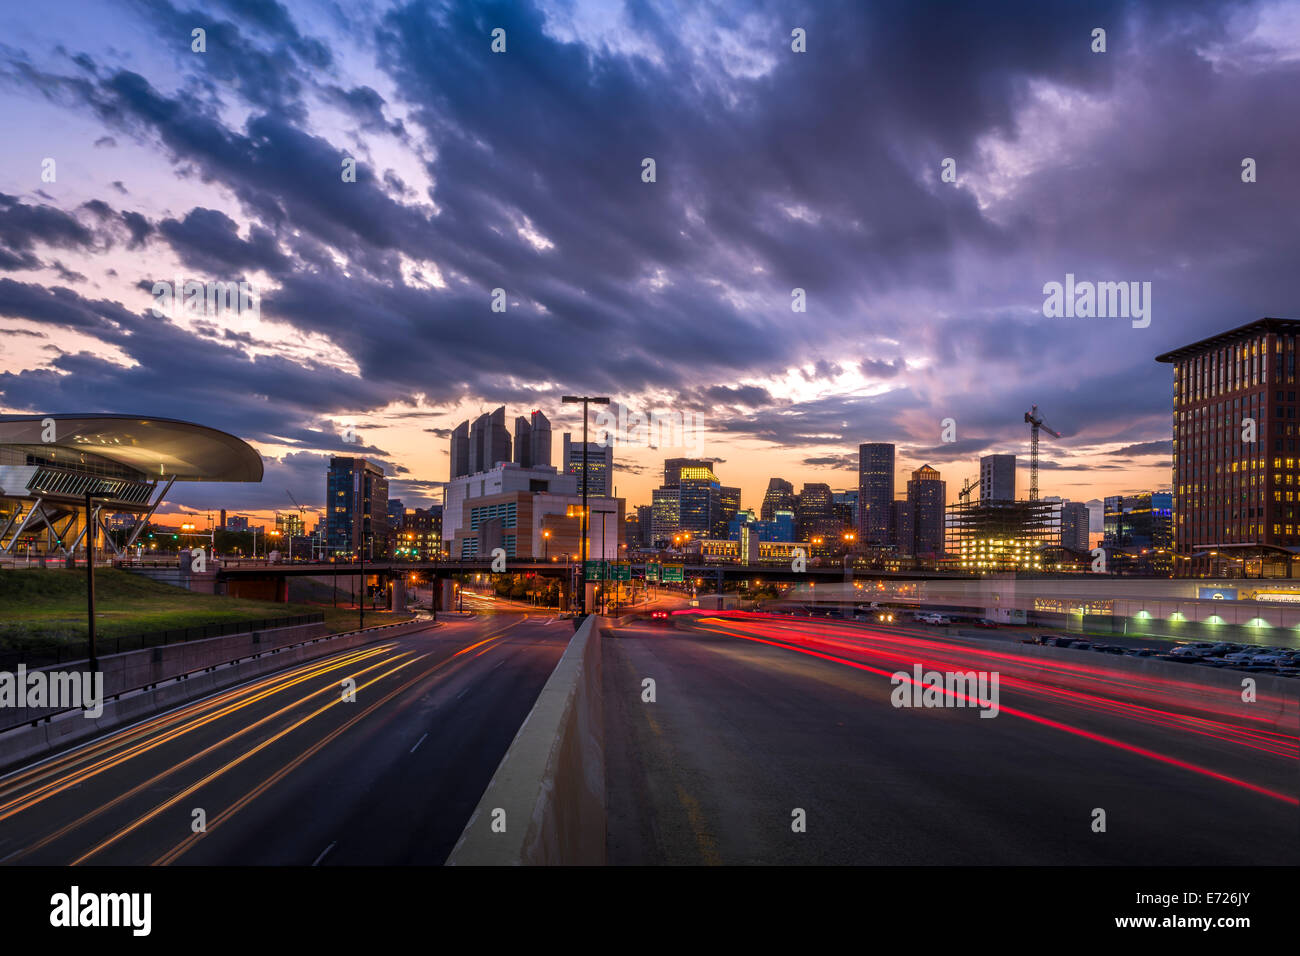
<box><xmin>83</xmin><ymin>489</ymin><xmax>113</xmax><ymax>673</ymax></box>
<box><xmin>561</xmin><ymin>394</ymin><xmax>610</xmax><ymax>616</ymax></box>
<box><xmin>85</xmin><ymin>490</ymin><xmax>98</xmax><ymax>674</ymax></box>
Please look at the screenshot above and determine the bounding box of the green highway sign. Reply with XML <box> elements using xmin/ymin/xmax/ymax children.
<box><xmin>662</xmin><ymin>564</ymin><xmax>684</xmax><ymax>583</ymax></box>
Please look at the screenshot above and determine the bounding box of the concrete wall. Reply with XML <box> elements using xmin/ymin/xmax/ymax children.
<box><xmin>447</xmin><ymin>615</ymin><xmax>604</xmax><ymax>865</ymax></box>
<box><xmin>128</xmin><ymin>565</ymin><xmax>220</xmax><ymax>594</ymax></box>
<box><xmin>0</xmin><ymin>618</ymin><xmax>435</xmax><ymax>772</ymax></box>
<box><xmin>1</xmin><ymin>620</ymin><xmax>329</xmax><ymax>730</ymax></box>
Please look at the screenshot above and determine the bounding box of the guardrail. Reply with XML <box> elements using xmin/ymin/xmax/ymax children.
<box><xmin>0</xmin><ymin>613</ymin><xmax>326</xmax><ymax>670</ymax></box>
<box><xmin>0</xmin><ymin>617</ymin><xmax>428</xmax><ymax>740</ymax></box>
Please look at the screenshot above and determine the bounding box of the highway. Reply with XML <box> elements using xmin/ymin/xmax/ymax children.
<box><xmin>603</xmin><ymin>611</ymin><xmax>1299</xmax><ymax>865</ymax></box>
<box><xmin>0</xmin><ymin>612</ymin><xmax>570</xmax><ymax>865</ymax></box>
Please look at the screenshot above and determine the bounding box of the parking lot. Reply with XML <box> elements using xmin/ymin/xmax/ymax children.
<box><xmin>762</xmin><ymin>603</ymin><xmax>1300</xmax><ymax>680</ymax></box>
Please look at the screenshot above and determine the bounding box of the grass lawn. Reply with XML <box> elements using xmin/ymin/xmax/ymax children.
<box><xmin>0</xmin><ymin>568</ymin><xmax>414</xmax><ymax>658</ymax></box>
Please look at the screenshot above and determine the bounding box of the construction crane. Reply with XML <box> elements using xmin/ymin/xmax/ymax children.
<box><xmin>958</xmin><ymin>476</ymin><xmax>978</xmax><ymax>505</ymax></box>
<box><xmin>1023</xmin><ymin>404</ymin><xmax>1061</xmax><ymax>501</ymax></box>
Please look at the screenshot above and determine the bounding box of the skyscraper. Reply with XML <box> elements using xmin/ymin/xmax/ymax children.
<box><xmin>326</xmin><ymin>457</ymin><xmax>389</xmax><ymax>559</ymax></box>
<box><xmin>717</xmin><ymin>486</ymin><xmax>741</xmax><ymax>538</ymax></box>
<box><xmin>833</xmin><ymin>490</ymin><xmax>859</xmax><ymax>530</ymax></box>
<box><xmin>651</xmin><ymin>486</ymin><xmax>679</xmax><ymax>545</ymax></box>
<box><xmin>513</xmin><ymin>410</ymin><xmax>552</xmax><ymax>469</ymax></box>
<box><xmin>890</xmin><ymin>499</ymin><xmax>915</xmax><ymax>556</ymax></box>
<box><xmin>1060</xmin><ymin>500</ymin><xmax>1091</xmax><ymax>552</ymax></box>
<box><xmin>562</xmin><ymin>433</ymin><xmax>614</xmax><ymax>497</ymax></box>
<box><xmin>469</xmin><ymin>407</ymin><xmax>511</xmax><ymax>475</ymax></box>
<box><xmin>449</xmin><ymin>421</ymin><xmax>470</xmax><ymax>479</ymax></box>
<box><xmin>858</xmin><ymin>443</ymin><xmax>895</xmax><ymax>545</ymax></box>
<box><xmin>1156</xmin><ymin>318</ymin><xmax>1300</xmax><ymax>576</ymax></box>
<box><xmin>677</xmin><ymin>465</ymin><xmax>721</xmax><ymax>535</ymax></box>
<box><xmin>663</xmin><ymin>458</ymin><xmax>711</xmax><ymax>488</ymax></box>
<box><xmin>760</xmin><ymin>477</ymin><xmax>796</xmax><ymax>520</ymax></box>
<box><xmin>908</xmin><ymin>464</ymin><xmax>946</xmax><ymax>558</ymax></box>
<box><xmin>980</xmin><ymin>454</ymin><xmax>1016</xmax><ymax>502</ymax></box>
<box><xmin>795</xmin><ymin>482</ymin><xmax>838</xmax><ymax>543</ymax></box>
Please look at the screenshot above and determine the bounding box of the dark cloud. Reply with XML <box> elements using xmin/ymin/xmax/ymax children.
<box><xmin>0</xmin><ymin>0</ymin><xmax>1294</xmax><ymax>514</ymax></box>
<box><xmin>1111</xmin><ymin>440</ymin><xmax>1174</xmax><ymax>457</ymax></box>
<box><xmin>0</xmin><ymin>194</ymin><xmax>97</xmax><ymax>269</ymax></box>
<box><xmin>157</xmin><ymin>207</ymin><xmax>292</xmax><ymax>274</ymax></box>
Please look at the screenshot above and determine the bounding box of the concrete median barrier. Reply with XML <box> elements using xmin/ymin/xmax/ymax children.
<box><xmin>447</xmin><ymin>615</ymin><xmax>604</xmax><ymax>866</ymax></box>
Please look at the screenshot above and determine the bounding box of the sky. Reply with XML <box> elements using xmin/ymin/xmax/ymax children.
<box><xmin>2</xmin><ymin>0</ymin><xmax>1299</xmax><ymax>531</ymax></box>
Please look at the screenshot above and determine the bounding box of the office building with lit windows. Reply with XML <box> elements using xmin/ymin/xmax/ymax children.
<box><xmin>562</xmin><ymin>433</ymin><xmax>614</xmax><ymax>498</ymax></box>
<box><xmin>326</xmin><ymin>457</ymin><xmax>390</xmax><ymax>559</ymax></box>
<box><xmin>858</xmin><ymin>443</ymin><xmax>894</xmax><ymax>546</ymax></box>
<box><xmin>1156</xmin><ymin>317</ymin><xmax>1300</xmax><ymax>577</ymax></box>
<box><xmin>1060</xmin><ymin>500</ymin><xmax>1091</xmax><ymax>553</ymax></box>
<box><xmin>760</xmin><ymin>477</ymin><xmax>796</xmax><ymax>520</ymax></box>
<box><xmin>442</xmin><ymin>461</ymin><xmax>622</xmax><ymax>560</ymax></box>
<box><xmin>908</xmin><ymin>464</ymin><xmax>946</xmax><ymax>558</ymax></box>
<box><xmin>1103</xmin><ymin>492</ymin><xmax>1173</xmax><ymax>576</ymax></box>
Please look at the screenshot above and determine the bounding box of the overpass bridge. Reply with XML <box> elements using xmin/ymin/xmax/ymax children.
<box><xmin>114</xmin><ymin>556</ymin><xmax>983</xmax><ymax>611</ymax></box>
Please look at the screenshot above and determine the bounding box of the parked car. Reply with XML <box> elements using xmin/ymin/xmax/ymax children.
<box><xmin>916</xmin><ymin>613</ymin><xmax>952</xmax><ymax>625</ymax></box>
<box><xmin>1125</xmin><ymin>648</ymin><xmax>1157</xmax><ymax>657</ymax></box>
<box><xmin>971</xmin><ymin>618</ymin><xmax>1000</xmax><ymax>628</ymax></box>
<box><xmin>1247</xmin><ymin>651</ymin><xmax>1291</xmax><ymax>665</ymax></box>
<box><xmin>1169</xmin><ymin>642</ymin><xmax>1216</xmax><ymax>658</ymax></box>
<box><xmin>1223</xmin><ymin>647</ymin><xmax>1268</xmax><ymax>663</ymax></box>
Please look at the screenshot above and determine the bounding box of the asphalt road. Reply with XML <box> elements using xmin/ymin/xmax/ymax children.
<box><xmin>0</xmin><ymin>612</ymin><xmax>570</xmax><ymax>865</ymax></box>
<box><xmin>603</xmin><ymin>612</ymin><xmax>1299</xmax><ymax>865</ymax></box>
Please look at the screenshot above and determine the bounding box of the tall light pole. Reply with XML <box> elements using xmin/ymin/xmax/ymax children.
<box><xmin>84</xmin><ymin>488</ymin><xmax>115</xmax><ymax>674</ymax></box>
<box><xmin>561</xmin><ymin>395</ymin><xmax>610</xmax><ymax>615</ymax></box>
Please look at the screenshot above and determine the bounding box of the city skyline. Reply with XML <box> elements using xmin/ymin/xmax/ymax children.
<box><xmin>3</xmin><ymin>2</ymin><xmax>1297</xmax><ymax>522</ymax></box>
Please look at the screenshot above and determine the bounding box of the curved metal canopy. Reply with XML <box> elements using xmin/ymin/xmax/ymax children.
<box><xmin>0</xmin><ymin>414</ymin><xmax>264</xmax><ymax>482</ymax></box>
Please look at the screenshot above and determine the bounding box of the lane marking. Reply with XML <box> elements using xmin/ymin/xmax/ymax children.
<box><xmin>148</xmin><ymin>618</ymin><xmax>531</xmax><ymax>866</ymax></box>
<box><xmin>312</xmin><ymin>841</ymin><xmax>336</xmax><ymax>866</ymax></box>
<box><xmin>409</xmin><ymin>733</ymin><xmax>428</xmax><ymax>754</ymax></box>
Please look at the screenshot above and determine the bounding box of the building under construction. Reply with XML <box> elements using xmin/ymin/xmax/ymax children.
<box><xmin>945</xmin><ymin>498</ymin><xmax>1062</xmax><ymax>572</ymax></box>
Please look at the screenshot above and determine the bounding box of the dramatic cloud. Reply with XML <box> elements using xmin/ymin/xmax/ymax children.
<box><xmin>1</xmin><ymin>0</ymin><xmax>1296</xmax><ymax>514</ymax></box>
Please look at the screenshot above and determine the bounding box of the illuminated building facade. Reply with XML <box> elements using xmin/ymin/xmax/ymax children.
<box><xmin>945</xmin><ymin>499</ymin><xmax>1061</xmax><ymax>571</ymax></box>
<box><xmin>1156</xmin><ymin>317</ymin><xmax>1300</xmax><ymax>577</ymax></box>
